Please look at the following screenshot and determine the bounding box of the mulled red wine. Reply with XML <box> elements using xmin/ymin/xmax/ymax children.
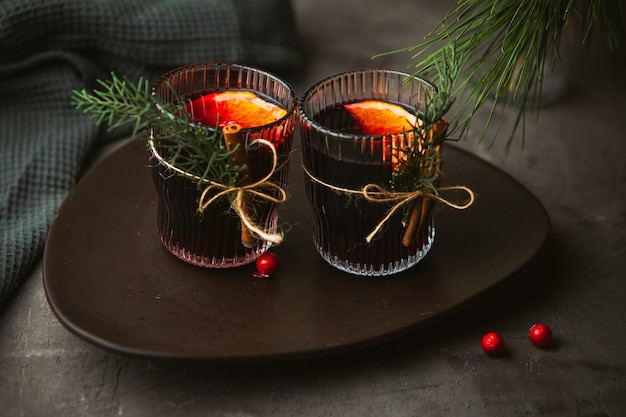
<box><xmin>150</xmin><ymin>63</ymin><xmax>297</xmax><ymax>268</ymax></box>
<box><xmin>300</xmin><ymin>101</ymin><xmax>435</xmax><ymax>276</ymax></box>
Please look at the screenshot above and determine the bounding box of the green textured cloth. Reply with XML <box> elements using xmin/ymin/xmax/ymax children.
<box><xmin>0</xmin><ymin>0</ymin><xmax>300</xmax><ymax>304</ymax></box>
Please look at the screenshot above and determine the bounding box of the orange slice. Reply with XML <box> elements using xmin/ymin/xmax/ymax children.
<box><xmin>186</xmin><ymin>91</ymin><xmax>287</xmax><ymax>128</ymax></box>
<box><xmin>344</xmin><ymin>100</ymin><xmax>418</xmax><ymax>135</ymax></box>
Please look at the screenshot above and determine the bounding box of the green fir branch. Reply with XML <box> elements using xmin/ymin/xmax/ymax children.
<box><xmin>376</xmin><ymin>0</ymin><xmax>624</xmax><ymax>150</ymax></box>
<box><xmin>390</xmin><ymin>41</ymin><xmax>462</xmax><ymax>228</ymax></box>
<box><xmin>72</xmin><ymin>73</ymin><xmax>246</xmax><ymax>187</ymax></box>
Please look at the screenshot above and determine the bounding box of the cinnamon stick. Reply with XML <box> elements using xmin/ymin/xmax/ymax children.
<box><xmin>401</xmin><ymin>142</ymin><xmax>441</xmax><ymax>248</ymax></box>
<box><xmin>402</xmin><ymin>197</ymin><xmax>432</xmax><ymax>248</ymax></box>
<box><xmin>223</xmin><ymin>124</ymin><xmax>256</xmax><ymax>247</ymax></box>
<box><xmin>402</xmin><ymin>199</ymin><xmax>424</xmax><ymax>247</ymax></box>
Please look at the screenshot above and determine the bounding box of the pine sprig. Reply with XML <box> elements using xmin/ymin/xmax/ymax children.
<box><xmin>72</xmin><ymin>73</ymin><xmax>154</xmax><ymax>135</ymax></box>
<box><xmin>72</xmin><ymin>73</ymin><xmax>246</xmax><ymax>187</ymax></box>
<box><xmin>391</xmin><ymin>42</ymin><xmax>461</xmax><ymax>197</ymax></box>
<box><xmin>376</xmin><ymin>0</ymin><xmax>624</xmax><ymax>150</ymax></box>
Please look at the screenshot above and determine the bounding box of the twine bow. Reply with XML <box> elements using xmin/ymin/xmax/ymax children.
<box><xmin>361</xmin><ymin>183</ymin><xmax>474</xmax><ymax>243</ymax></box>
<box><xmin>149</xmin><ymin>137</ymin><xmax>287</xmax><ymax>245</ymax></box>
<box><xmin>302</xmin><ymin>164</ymin><xmax>475</xmax><ymax>243</ymax></box>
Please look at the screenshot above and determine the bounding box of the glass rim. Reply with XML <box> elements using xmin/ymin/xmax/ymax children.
<box><xmin>299</xmin><ymin>68</ymin><xmax>437</xmax><ymax>140</ymax></box>
<box><xmin>152</xmin><ymin>62</ymin><xmax>299</xmax><ymax>134</ymax></box>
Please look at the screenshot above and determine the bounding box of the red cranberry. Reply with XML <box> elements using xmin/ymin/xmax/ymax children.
<box><xmin>482</xmin><ymin>332</ymin><xmax>506</xmax><ymax>356</ymax></box>
<box><xmin>253</xmin><ymin>252</ymin><xmax>280</xmax><ymax>278</ymax></box>
<box><xmin>529</xmin><ymin>323</ymin><xmax>553</xmax><ymax>347</ymax></box>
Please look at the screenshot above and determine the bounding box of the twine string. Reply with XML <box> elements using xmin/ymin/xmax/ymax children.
<box><xmin>302</xmin><ymin>163</ymin><xmax>475</xmax><ymax>243</ymax></box>
<box><xmin>149</xmin><ymin>136</ymin><xmax>287</xmax><ymax>245</ymax></box>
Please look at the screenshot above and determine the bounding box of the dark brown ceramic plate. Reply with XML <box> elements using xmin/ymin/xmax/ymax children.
<box><xmin>43</xmin><ymin>138</ymin><xmax>549</xmax><ymax>361</ymax></box>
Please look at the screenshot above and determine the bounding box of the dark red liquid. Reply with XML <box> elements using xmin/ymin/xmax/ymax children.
<box><xmin>301</xmin><ymin>104</ymin><xmax>434</xmax><ymax>274</ymax></box>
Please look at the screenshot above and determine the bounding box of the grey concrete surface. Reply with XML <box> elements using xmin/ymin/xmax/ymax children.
<box><xmin>1</xmin><ymin>0</ymin><xmax>625</xmax><ymax>416</ymax></box>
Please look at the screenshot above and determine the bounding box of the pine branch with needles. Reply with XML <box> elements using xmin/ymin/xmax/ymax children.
<box><xmin>376</xmin><ymin>0</ymin><xmax>624</xmax><ymax>150</ymax></box>
<box><xmin>391</xmin><ymin>41</ymin><xmax>462</xmax><ymax>196</ymax></box>
<box><xmin>72</xmin><ymin>73</ymin><xmax>246</xmax><ymax>186</ymax></box>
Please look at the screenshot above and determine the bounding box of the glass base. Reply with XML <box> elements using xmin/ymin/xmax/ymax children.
<box><xmin>315</xmin><ymin>226</ymin><xmax>435</xmax><ymax>277</ymax></box>
<box><xmin>160</xmin><ymin>237</ymin><xmax>271</xmax><ymax>268</ymax></box>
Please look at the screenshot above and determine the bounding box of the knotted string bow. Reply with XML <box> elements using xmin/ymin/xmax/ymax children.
<box><xmin>302</xmin><ymin>164</ymin><xmax>475</xmax><ymax>243</ymax></box>
<box><xmin>361</xmin><ymin>183</ymin><xmax>474</xmax><ymax>243</ymax></box>
<box><xmin>149</xmin><ymin>137</ymin><xmax>287</xmax><ymax>245</ymax></box>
